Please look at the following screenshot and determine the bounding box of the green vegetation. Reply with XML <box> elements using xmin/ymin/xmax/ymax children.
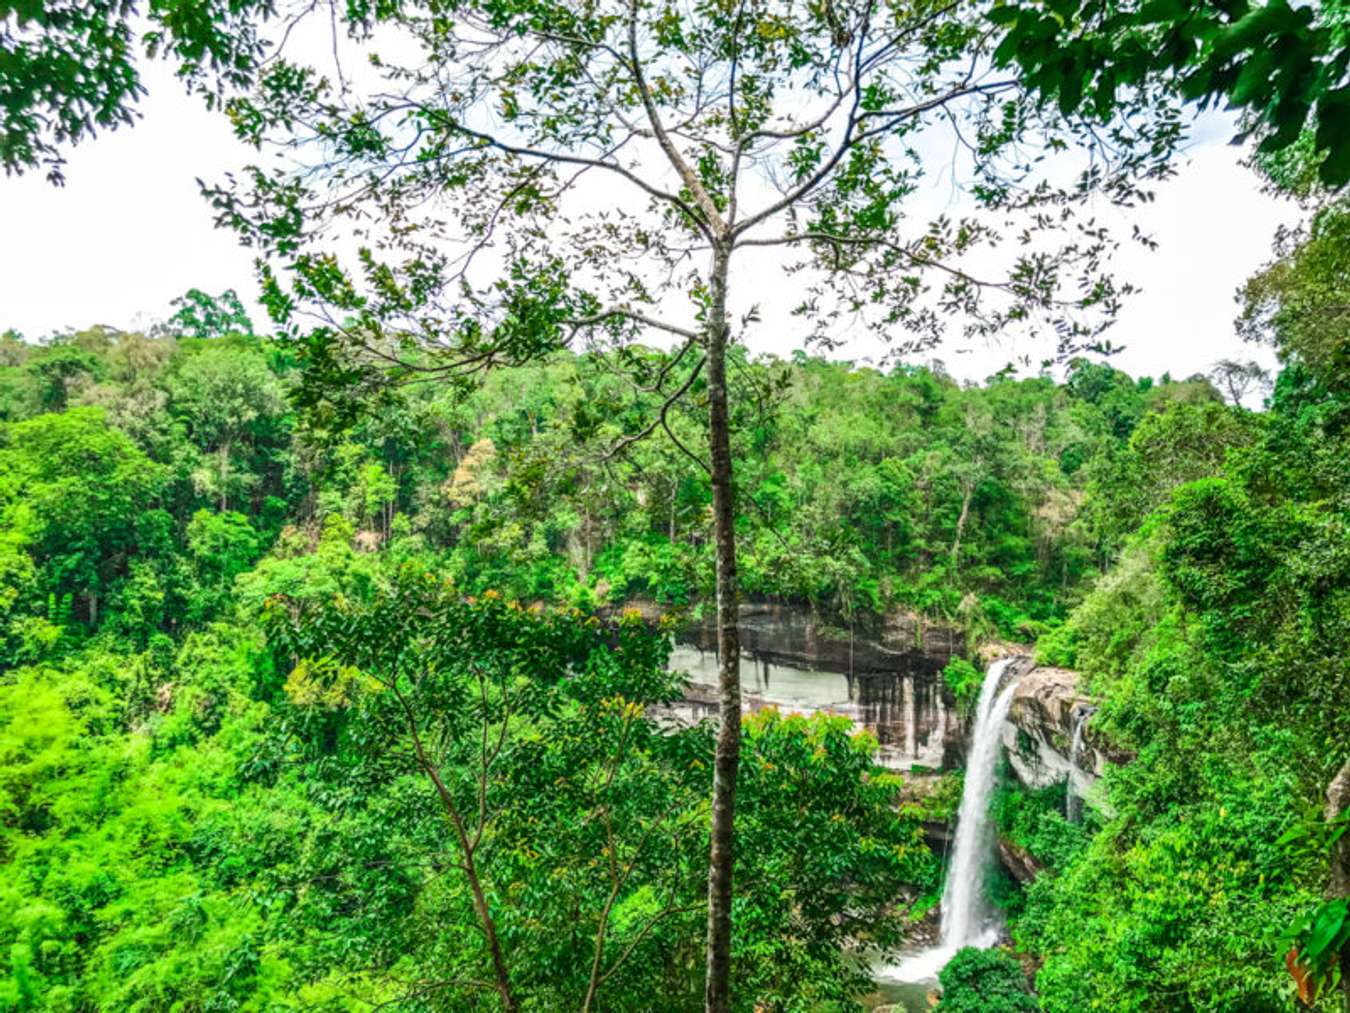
<box><xmin>0</xmin><ymin>297</ymin><xmax>1282</xmax><ymax>1009</ymax></box>
<box><xmin>0</xmin><ymin>548</ymin><xmax>934</xmax><ymax>1010</ymax></box>
<box><xmin>4</xmin><ymin>247</ymin><xmax>1348</xmax><ymax>1006</ymax></box>
<box><xmin>5</xmin><ymin>2</ymin><xmax>1350</xmax><ymax>1010</ymax></box>
<box><xmin>936</xmin><ymin>948</ymin><xmax>1038</xmax><ymax>1013</ymax></box>
<box><xmin>942</xmin><ymin>658</ymin><xmax>985</xmax><ymax>717</ymax></box>
<box><xmin>1008</xmin><ymin>203</ymin><xmax>1350</xmax><ymax>1012</ymax></box>
<box><xmin>0</xmin><ymin>323</ymin><xmax>1227</xmax><ymax>657</ymax></box>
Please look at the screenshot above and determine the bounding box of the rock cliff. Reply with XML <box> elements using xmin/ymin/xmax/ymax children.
<box><xmin>997</xmin><ymin>662</ymin><xmax>1124</xmax><ymax>817</ymax></box>
<box><xmin>677</xmin><ymin>600</ymin><xmax>963</xmax><ymax>671</ymax></box>
<box><xmin>665</xmin><ymin>600</ymin><xmax>966</xmax><ymax>771</ymax></box>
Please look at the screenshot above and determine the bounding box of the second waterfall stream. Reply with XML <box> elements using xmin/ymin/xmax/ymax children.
<box><xmin>880</xmin><ymin>656</ymin><xmax>1023</xmax><ymax>985</ymax></box>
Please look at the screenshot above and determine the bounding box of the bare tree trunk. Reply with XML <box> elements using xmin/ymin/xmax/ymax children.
<box><xmin>704</xmin><ymin>241</ymin><xmax>741</xmax><ymax>1013</ymax></box>
<box><xmin>218</xmin><ymin>440</ymin><xmax>231</xmax><ymax>513</ymax></box>
<box><xmin>950</xmin><ymin>479</ymin><xmax>973</xmax><ymax>567</ymax></box>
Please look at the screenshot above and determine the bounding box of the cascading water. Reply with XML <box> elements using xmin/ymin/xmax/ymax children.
<box><xmin>878</xmin><ymin>657</ymin><xmax>1023</xmax><ymax>986</ymax></box>
<box><xmin>1065</xmin><ymin>705</ymin><xmax>1095</xmax><ymax>823</ymax></box>
<box><xmin>938</xmin><ymin>658</ymin><xmax>1020</xmax><ymax>949</ymax></box>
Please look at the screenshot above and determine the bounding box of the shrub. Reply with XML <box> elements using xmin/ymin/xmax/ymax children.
<box><xmin>936</xmin><ymin>947</ymin><xmax>1037</xmax><ymax>1013</ymax></box>
<box><xmin>942</xmin><ymin>657</ymin><xmax>983</xmax><ymax>716</ymax></box>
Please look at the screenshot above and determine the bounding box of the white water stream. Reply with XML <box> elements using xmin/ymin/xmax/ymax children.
<box><xmin>877</xmin><ymin>657</ymin><xmax>1022</xmax><ymax>989</ymax></box>
<box><xmin>1065</xmin><ymin>704</ymin><xmax>1095</xmax><ymax>823</ymax></box>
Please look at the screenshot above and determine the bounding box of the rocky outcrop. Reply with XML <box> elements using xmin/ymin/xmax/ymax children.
<box><xmin>677</xmin><ymin>600</ymin><xmax>963</xmax><ymax>672</ymax></box>
<box><xmin>880</xmin><ymin>609</ymin><xmax>966</xmax><ymax>668</ymax></box>
<box><xmin>996</xmin><ymin>662</ymin><xmax>1129</xmax><ymax>820</ymax></box>
<box><xmin>1001</xmin><ymin>666</ymin><xmax>1104</xmax><ymax>788</ymax></box>
<box><xmin>998</xmin><ymin>838</ymin><xmax>1042</xmax><ymax>884</ymax></box>
<box><xmin>667</xmin><ymin>601</ymin><xmax>966</xmax><ymax>771</ymax></box>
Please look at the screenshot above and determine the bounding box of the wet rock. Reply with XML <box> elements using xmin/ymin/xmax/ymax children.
<box><xmin>667</xmin><ymin>600</ymin><xmax>966</xmax><ymax>771</ymax></box>
<box><xmin>921</xmin><ymin>820</ymin><xmax>953</xmax><ymax>855</ymax></box>
<box><xmin>678</xmin><ymin>600</ymin><xmax>962</xmax><ymax>672</ymax></box>
<box><xmin>1000</xmin><ymin>666</ymin><xmax>1104</xmax><ymax>791</ymax></box>
<box><xmin>997</xmin><ymin>838</ymin><xmax>1042</xmax><ymax>884</ymax></box>
<box><xmin>880</xmin><ymin>609</ymin><xmax>967</xmax><ymax>667</ymax></box>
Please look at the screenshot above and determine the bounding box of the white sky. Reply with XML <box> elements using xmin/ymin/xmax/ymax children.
<box><xmin>0</xmin><ymin>60</ymin><xmax>1295</xmax><ymax>387</ymax></box>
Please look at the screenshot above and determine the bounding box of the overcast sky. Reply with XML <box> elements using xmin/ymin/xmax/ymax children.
<box><xmin>0</xmin><ymin>61</ymin><xmax>1296</xmax><ymax>387</ymax></box>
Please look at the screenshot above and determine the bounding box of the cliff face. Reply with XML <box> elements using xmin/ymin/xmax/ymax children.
<box><xmin>677</xmin><ymin>600</ymin><xmax>963</xmax><ymax>672</ymax></box>
<box><xmin>667</xmin><ymin>600</ymin><xmax>966</xmax><ymax>770</ymax></box>
<box><xmin>998</xmin><ymin>663</ymin><xmax>1119</xmax><ymax>817</ymax></box>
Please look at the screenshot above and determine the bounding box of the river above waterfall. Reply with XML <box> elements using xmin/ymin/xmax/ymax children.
<box><xmin>662</xmin><ymin>604</ymin><xmax>959</xmax><ymax>771</ymax></box>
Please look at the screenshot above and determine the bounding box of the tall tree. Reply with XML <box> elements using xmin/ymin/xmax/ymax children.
<box><xmin>1209</xmin><ymin>358</ymin><xmax>1271</xmax><ymax>406</ymax></box>
<box><xmin>1240</xmin><ymin>200</ymin><xmax>1350</xmax><ymax>392</ymax></box>
<box><xmin>210</xmin><ymin>2</ymin><xmax>1172</xmax><ymax>1005</ymax></box>
<box><xmin>167</xmin><ymin>344</ymin><xmax>285</xmax><ymax>511</ymax></box>
<box><xmin>165</xmin><ymin>287</ymin><xmax>255</xmax><ymax>338</ymax></box>
<box><xmin>0</xmin><ymin>407</ymin><xmax>165</xmax><ymax>624</ymax></box>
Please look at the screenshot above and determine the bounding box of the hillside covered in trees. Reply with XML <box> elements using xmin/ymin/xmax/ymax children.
<box><xmin>3</xmin><ymin>256</ymin><xmax>1349</xmax><ymax>1009</ymax></box>
<box><xmin>0</xmin><ymin>315</ymin><xmax>1241</xmax><ymax>653</ymax></box>
<box><xmin>4</xmin><ymin>0</ymin><xmax>1350</xmax><ymax>1010</ymax></box>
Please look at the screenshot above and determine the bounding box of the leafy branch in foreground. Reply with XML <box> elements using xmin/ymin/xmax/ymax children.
<box><xmin>992</xmin><ymin>0</ymin><xmax>1350</xmax><ymax>186</ymax></box>
<box><xmin>260</xmin><ymin>568</ymin><xmax>932</xmax><ymax>1010</ymax></box>
<box><xmin>0</xmin><ymin>0</ymin><xmax>277</xmax><ymax>183</ymax></box>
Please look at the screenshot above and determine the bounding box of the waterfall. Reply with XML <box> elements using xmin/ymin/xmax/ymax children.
<box><xmin>878</xmin><ymin>657</ymin><xmax>1023</xmax><ymax>984</ymax></box>
<box><xmin>939</xmin><ymin>657</ymin><xmax>1020</xmax><ymax>949</ymax></box>
<box><xmin>1065</xmin><ymin>705</ymin><xmax>1095</xmax><ymax>823</ymax></box>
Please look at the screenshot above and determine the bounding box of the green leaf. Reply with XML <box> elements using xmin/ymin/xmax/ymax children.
<box><xmin>1230</xmin><ymin>49</ymin><xmax>1276</xmax><ymax>106</ymax></box>
<box><xmin>1302</xmin><ymin>899</ymin><xmax>1349</xmax><ymax>962</ymax></box>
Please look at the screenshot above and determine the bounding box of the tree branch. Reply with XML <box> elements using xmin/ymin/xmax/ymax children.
<box><xmin>627</xmin><ymin>0</ymin><xmax>727</xmax><ymax>235</ymax></box>
<box><xmin>602</xmin><ymin>355</ymin><xmax>706</xmax><ymax>462</ymax></box>
<box><xmin>447</xmin><ymin>121</ymin><xmax>711</xmax><ymax>239</ymax></box>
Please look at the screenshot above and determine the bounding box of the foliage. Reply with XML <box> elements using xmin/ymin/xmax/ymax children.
<box><xmin>992</xmin><ymin>780</ymin><xmax>1090</xmax><ymax>873</ymax></box>
<box><xmin>0</xmin><ymin>562</ymin><xmax>934</xmax><ymax>1010</ymax></box>
<box><xmin>934</xmin><ymin>947</ymin><xmax>1037</xmax><ymax>1013</ymax></box>
<box><xmin>166</xmin><ymin>288</ymin><xmax>254</xmax><ymax>339</ymax></box>
<box><xmin>1241</xmin><ymin>200</ymin><xmax>1350</xmax><ymax>393</ymax></box>
<box><xmin>0</xmin><ymin>407</ymin><xmax>166</xmax><ymax>630</ymax></box>
<box><xmin>0</xmin><ymin>631</ymin><xmax>293</xmax><ymax>1011</ymax></box>
<box><xmin>992</xmin><ymin>0</ymin><xmax>1350</xmax><ymax>186</ymax></box>
<box><xmin>1286</xmin><ymin>897</ymin><xmax>1350</xmax><ymax>1003</ymax></box>
<box><xmin>0</xmin><ymin>329</ymin><xmax>1207</xmax><ymax>648</ymax></box>
<box><xmin>214</xmin><ymin>0</ymin><xmax>1170</xmax><ymax>372</ymax></box>
<box><xmin>0</xmin><ymin>229</ymin><xmax>1342</xmax><ymax>1011</ymax></box>
<box><xmin>1020</xmin><ymin>305</ymin><xmax>1350</xmax><ymax>1009</ymax></box>
<box><xmin>942</xmin><ymin>657</ymin><xmax>984</xmax><ymax>716</ymax></box>
<box><xmin>259</xmin><ymin>571</ymin><xmax>935</xmax><ymax>1010</ymax></box>
<box><xmin>0</xmin><ymin>0</ymin><xmax>275</xmax><ymax>183</ymax></box>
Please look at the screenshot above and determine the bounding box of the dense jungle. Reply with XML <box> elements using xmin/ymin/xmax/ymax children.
<box><xmin>2</xmin><ymin>0</ymin><xmax>1350</xmax><ymax>1011</ymax></box>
